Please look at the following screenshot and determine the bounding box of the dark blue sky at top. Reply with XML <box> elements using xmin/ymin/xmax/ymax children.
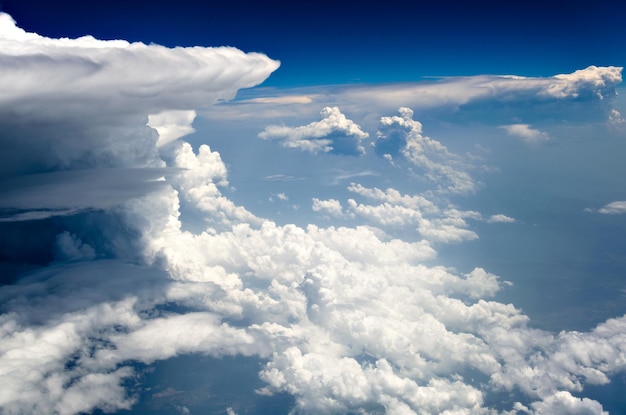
<box><xmin>2</xmin><ymin>0</ymin><xmax>624</xmax><ymax>86</ymax></box>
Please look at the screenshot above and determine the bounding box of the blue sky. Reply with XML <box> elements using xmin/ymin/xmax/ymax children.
<box><xmin>1</xmin><ymin>1</ymin><xmax>626</xmax><ymax>415</ymax></box>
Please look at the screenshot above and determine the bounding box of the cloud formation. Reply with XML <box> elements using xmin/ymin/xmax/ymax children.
<box><xmin>375</xmin><ymin>108</ymin><xmax>477</xmax><ymax>194</ymax></box>
<box><xmin>0</xmin><ymin>13</ymin><xmax>625</xmax><ymax>415</ymax></box>
<box><xmin>259</xmin><ymin>106</ymin><xmax>369</xmax><ymax>155</ymax></box>
<box><xmin>341</xmin><ymin>66</ymin><xmax>623</xmax><ymax>111</ymax></box>
<box><xmin>500</xmin><ymin>124</ymin><xmax>550</xmax><ymax>143</ymax></box>
<box><xmin>0</xmin><ymin>12</ymin><xmax>279</xmax><ymax>180</ymax></box>
<box><xmin>208</xmin><ymin>66</ymin><xmax>623</xmax><ymax>131</ymax></box>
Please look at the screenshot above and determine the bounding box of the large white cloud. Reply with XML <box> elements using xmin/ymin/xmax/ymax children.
<box><xmin>259</xmin><ymin>106</ymin><xmax>369</xmax><ymax>155</ymax></box>
<box><xmin>0</xmin><ymin>12</ymin><xmax>279</xmax><ymax>180</ymax></box>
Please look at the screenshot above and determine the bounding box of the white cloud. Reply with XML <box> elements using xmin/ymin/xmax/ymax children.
<box><xmin>343</xmin><ymin>66</ymin><xmax>622</xmax><ymax>110</ymax></box>
<box><xmin>0</xmin><ymin>12</ymin><xmax>278</xmax><ymax>181</ymax></box>
<box><xmin>207</xmin><ymin>67</ymin><xmax>623</xmax><ymax>133</ymax></box>
<box><xmin>598</xmin><ymin>201</ymin><xmax>626</xmax><ymax>214</ymax></box>
<box><xmin>527</xmin><ymin>392</ymin><xmax>608</xmax><ymax>415</ymax></box>
<box><xmin>0</xmin><ymin>13</ymin><xmax>279</xmax><ymax>118</ymax></box>
<box><xmin>501</xmin><ymin>124</ymin><xmax>550</xmax><ymax>143</ymax></box>
<box><xmin>259</xmin><ymin>106</ymin><xmax>369</xmax><ymax>155</ymax></box>
<box><xmin>550</xmin><ymin>66</ymin><xmax>623</xmax><ymax>100</ymax></box>
<box><xmin>487</xmin><ymin>214</ymin><xmax>516</xmax><ymax>223</ymax></box>
<box><xmin>312</xmin><ymin>198</ymin><xmax>345</xmax><ymax>218</ymax></box>
<box><xmin>148</xmin><ymin>110</ymin><xmax>197</xmax><ymax>147</ymax></box>
<box><xmin>376</xmin><ymin>108</ymin><xmax>477</xmax><ymax>194</ymax></box>
<box><xmin>311</xmin><ymin>184</ymin><xmax>479</xmax><ymax>243</ymax></box>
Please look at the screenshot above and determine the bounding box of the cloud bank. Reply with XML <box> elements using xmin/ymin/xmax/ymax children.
<box><xmin>0</xmin><ymin>13</ymin><xmax>625</xmax><ymax>415</ymax></box>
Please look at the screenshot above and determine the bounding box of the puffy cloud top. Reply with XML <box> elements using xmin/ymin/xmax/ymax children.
<box><xmin>259</xmin><ymin>106</ymin><xmax>369</xmax><ymax>155</ymax></box>
<box><xmin>375</xmin><ymin>108</ymin><xmax>476</xmax><ymax>194</ymax></box>
<box><xmin>549</xmin><ymin>66</ymin><xmax>623</xmax><ymax>99</ymax></box>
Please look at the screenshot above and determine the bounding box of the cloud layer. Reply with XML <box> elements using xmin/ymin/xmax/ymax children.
<box><xmin>0</xmin><ymin>14</ymin><xmax>625</xmax><ymax>415</ymax></box>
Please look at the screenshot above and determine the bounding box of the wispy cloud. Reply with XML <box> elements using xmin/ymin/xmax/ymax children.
<box><xmin>598</xmin><ymin>201</ymin><xmax>626</xmax><ymax>214</ymax></box>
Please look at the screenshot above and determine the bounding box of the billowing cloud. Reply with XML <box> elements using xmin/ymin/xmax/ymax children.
<box><xmin>375</xmin><ymin>107</ymin><xmax>477</xmax><ymax>194</ymax></box>
<box><xmin>312</xmin><ymin>198</ymin><xmax>345</xmax><ymax>218</ymax></box>
<box><xmin>312</xmin><ymin>183</ymin><xmax>481</xmax><ymax>243</ymax></box>
<box><xmin>501</xmin><ymin>124</ymin><xmax>550</xmax><ymax>143</ymax></box>
<box><xmin>259</xmin><ymin>106</ymin><xmax>369</xmax><ymax>155</ymax></box>
<box><xmin>1</xmin><ymin>13</ymin><xmax>625</xmax><ymax>415</ymax></box>
<box><xmin>0</xmin><ymin>12</ymin><xmax>279</xmax><ymax>180</ymax></box>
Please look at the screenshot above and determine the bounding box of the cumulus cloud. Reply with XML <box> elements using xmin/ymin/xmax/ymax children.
<box><xmin>375</xmin><ymin>107</ymin><xmax>477</xmax><ymax>194</ymax></box>
<box><xmin>526</xmin><ymin>391</ymin><xmax>608</xmax><ymax>415</ymax></box>
<box><xmin>501</xmin><ymin>124</ymin><xmax>550</xmax><ymax>143</ymax></box>
<box><xmin>312</xmin><ymin>183</ymin><xmax>479</xmax><ymax>243</ymax></box>
<box><xmin>259</xmin><ymin>106</ymin><xmax>369</xmax><ymax>155</ymax></box>
<box><xmin>1</xmin><ymin>13</ymin><xmax>625</xmax><ymax>415</ymax></box>
<box><xmin>312</xmin><ymin>198</ymin><xmax>345</xmax><ymax>218</ymax></box>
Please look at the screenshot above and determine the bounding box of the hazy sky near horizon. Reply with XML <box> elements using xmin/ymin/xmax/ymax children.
<box><xmin>1</xmin><ymin>2</ymin><xmax>626</xmax><ymax>415</ymax></box>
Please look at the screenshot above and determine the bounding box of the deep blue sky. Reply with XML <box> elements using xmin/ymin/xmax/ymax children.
<box><xmin>2</xmin><ymin>0</ymin><xmax>624</xmax><ymax>85</ymax></box>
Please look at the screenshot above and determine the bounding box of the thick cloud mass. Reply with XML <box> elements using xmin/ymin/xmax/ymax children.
<box><xmin>0</xmin><ymin>12</ymin><xmax>279</xmax><ymax>179</ymax></box>
<box><xmin>1</xmin><ymin>14</ymin><xmax>625</xmax><ymax>415</ymax></box>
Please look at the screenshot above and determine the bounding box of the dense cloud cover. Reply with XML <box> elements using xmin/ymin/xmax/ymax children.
<box><xmin>1</xmin><ymin>13</ymin><xmax>625</xmax><ymax>415</ymax></box>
